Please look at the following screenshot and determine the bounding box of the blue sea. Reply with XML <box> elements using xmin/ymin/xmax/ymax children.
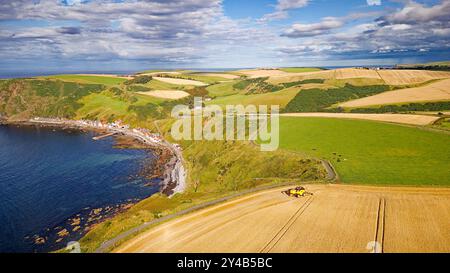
<box><xmin>0</xmin><ymin>125</ymin><xmax>159</xmax><ymax>252</ymax></box>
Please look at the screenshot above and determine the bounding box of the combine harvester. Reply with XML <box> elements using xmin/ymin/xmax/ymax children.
<box><xmin>282</xmin><ymin>186</ymin><xmax>313</xmax><ymax>198</ymax></box>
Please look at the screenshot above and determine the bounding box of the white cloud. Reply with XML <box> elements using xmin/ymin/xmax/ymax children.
<box><xmin>276</xmin><ymin>0</ymin><xmax>309</xmax><ymax>11</ymax></box>
<box><xmin>261</xmin><ymin>0</ymin><xmax>309</xmax><ymax>21</ymax></box>
<box><xmin>64</xmin><ymin>0</ymin><xmax>83</xmax><ymax>6</ymax></box>
<box><xmin>278</xmin><ymin>1</ymin><xmax>450</xmax><ymax>62</ymax></box>
<box><xmin>367</xmin><ymin>0</ymin><xmax>381</xmax><ymax>6</ymax></box>
<box><xmin>0</xmin><ymin>0</ymin><xmax>281</xmax><ymax>67</ymax></box>
<box><xmin>380</xmin><ymin>0</ymin><xmax>450</xmax><ymax>23</ymax></box>
<box><xmin>281</xmin><ymin>17</ymin><xmax>344</xmax><ymax>38</ymax></box>
<box><xmin>0</xmin><ymin>0</ymin><xmax>449</xmax><ymax>69</ymax></box>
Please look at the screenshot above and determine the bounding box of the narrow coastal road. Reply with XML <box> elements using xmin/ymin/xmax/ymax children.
<box><xmin>114</xmin><ymin>184</ymin><xmax>450</xmax><ymax>253</ymax></box>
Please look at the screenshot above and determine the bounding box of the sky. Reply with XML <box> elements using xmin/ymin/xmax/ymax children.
<box><xmin>0</xmin><ymin>0</ymin><xmax>449</xmax><ymax>74</ymax></box>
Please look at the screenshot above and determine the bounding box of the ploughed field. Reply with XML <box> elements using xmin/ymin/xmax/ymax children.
<box><xmin>115</xmin><ymin>184</ymin><xmax>450</xmax><ymax>253</ymax></box>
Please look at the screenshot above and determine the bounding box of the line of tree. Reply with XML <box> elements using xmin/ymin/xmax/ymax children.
<box><xmin>124</xmin><ymin>75</ymin><xmax>153</xmax><ymax>85</ymax></box>
<box><xmin>350</xmin><ymin>101</ymin><xmax>450</xmax><ymax>113</ymax></box>
<box><xmin>281</xmin><ymin>79</ymin><xmax>324</xmax><ymax>88</ymax></box>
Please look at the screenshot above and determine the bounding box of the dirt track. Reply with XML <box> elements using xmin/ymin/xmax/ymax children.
<box><xmin>115</xmin><ymin>184</ymin><xmax>450</xmax><ymax>253</ymax></box>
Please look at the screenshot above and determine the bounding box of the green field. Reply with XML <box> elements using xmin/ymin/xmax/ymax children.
<box><xmin>144</xmin><ymin>79</ymin><xmax>188</xmax><ymax>90</ymax></box>
<box><xmin>206</xmin><ymin>86</ymin><xmax>301</xmax><ymax>107</ymax></box>
<box><xmin>279</xmin><ymin>67</ymin><xmax>324</xmax><ymax>73</ymax></box>
<box><xmin>206</xmin><ymin>81</ymin><xmax>239</xmax><ymax>97</ymax></box>
<box><xmin>152</xmin><ymin>73</ymin><xmax>224</xmax><ymax>84</ymax></box>
<box><xmin>47</xmin><ymin>75</ymin><xmax>127</xmax><ymax>85</ymax></box>
<box><xmin>184</xmin><ymin>73</ymin><xmax>232</xmax><ymax>84</ymax></box>
<box><xmin>279</xmin><ymin>117</ymin><xmax>450</xmax><ymax>186</ymax></box>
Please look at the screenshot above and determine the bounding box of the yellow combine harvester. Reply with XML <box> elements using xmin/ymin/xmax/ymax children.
<box><xmin>282</xmin><ymin>186</ymin><xmax>313</xmax><ymax>198</ymax></box>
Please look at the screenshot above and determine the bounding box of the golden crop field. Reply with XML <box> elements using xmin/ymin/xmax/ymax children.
<box><xmin>115</xmin><ymin>185</ymin><xmax>450</xmax><ymax>253</ymax></box>
<box><xmin>137</xmin><ymin>90</ymin><xmax>190</xmax><ymax>100</ymax></box>
<box><xmin>339</xmin><ymin>78</ymin><xmax>450</xmax><ymax>107</ymax></box>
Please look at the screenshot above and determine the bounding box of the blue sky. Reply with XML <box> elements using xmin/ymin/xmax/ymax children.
<box><xmin>0</xmin><ymin>0</ymin><xmax>449</xmax><ymax>74</ymax></box>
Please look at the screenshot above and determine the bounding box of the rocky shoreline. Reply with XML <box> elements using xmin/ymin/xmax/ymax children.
<box><xmin>0</xmin><ymin>117</ymin><xmax>186</xmax><ymax>196</ymax></box>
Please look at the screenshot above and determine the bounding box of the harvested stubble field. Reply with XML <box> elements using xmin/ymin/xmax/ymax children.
<box><xmin>238</xmin><ymin>69</ymin><xmax>290</xmax><ymax>78</ymax></box>
<box><xmin>335</xmin><ymin>68</ymin><xmax>382</xmax><ymax>80</ymax></box>
<box><xmin>153</xmin><ymin>77</ymin><xmax>207</xmax><ymax>86</ymax></box>
<box><xmin>201</xmin><ymin>73</ymin><xmax>240</xmax><ymax>79</ymax></box>
<box><xmin>280</xmin><ymin>113</ymin><xmax>440</xmax><ymax>126</ymax></box>
<box><xmin>378</xmin><ymin>70</ymin><xmax>450</xmax><ymax>85</ymax></box>
<box><xmin>114</xmin><ymin>184</ymin><xmax>450</xmax><ymax>253</ymax></box>
<box><xmin>268</xmin><ymin>68</ymin><xmax>450</xmax><ymax>86</ymax></box>
<box><xmin>339</xmin><ymin>78</ymin><xmax>450</xmax><ymax>108</ymax></box>
<box><xmin>268</xmin><ymin>70</ymin><xmax>337</xmax><ymax>84</ymax></box>
<box><xmin>313</xmin><ymin>68</ymin><xmax>450</xmax><ymax>85</ymax></box>
<box><xmin>137</xmin><ymin>90</ymin><xmax>190</xmax><ymax>100</ymax></box>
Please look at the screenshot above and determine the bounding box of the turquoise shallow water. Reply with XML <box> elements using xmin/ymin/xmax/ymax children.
<box><xmin>0</xmin><ymin>125</ymin><xmax>159</xmax><ymax>252</ymax></box>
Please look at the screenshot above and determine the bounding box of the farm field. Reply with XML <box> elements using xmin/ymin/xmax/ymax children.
<box><xmin>335</xmin><ymin>68</ymin><xmax>382</xmax><ymax>80</ymax></box>
<box><xmin>45</xmin><ymin>74</ymin><xmax>128</xmax><ymax>85</ymax></box>
<box><xmin>145</xmin><ymin>79</ymin><xmax>182</xmax><ymax>90</ymax></box>
<box><xmin>153</xmin><ymin>76</ymin><xmax>207</xmax><ymax>86</ymax></box>
<box><xmin>267</xmin><ymin>70</ymin><xmax>337</xmax><ymax>84</ymax></box>
<box><xmin>378</xmin><ymin>70</ymin><xmax>450</xmax><ymax>85</ymax></box>
<box><xmin>137</xmin><ymin>90</ymin><xmax>190</xmax><ymax>100</ymax></box>
<box><xmin>278</xmin><ymin>117</ymin><xmax>450</xmax><ymax>186</ymax></box>
<box><xmin>155</xmin><ymin>73</ymin><xmax>231</xmax><ymax>84</ymax></box>
<box><xmin>200</xmin><ymin>73</ymin><xmax>240</xmax><ymax>80</ymax></box>
<box><xmin>279</xmin><ymin>67</ymin><xmax>323</xmax><ymax>73</ymax></box>
<box><xmin>139</xmin><ymin>71</ymin><xmax>181</xmax><ymax>75</ymax></box>
<box><xmin>397</xmin><ymin>61</ymin><xmax>450</xmax><ymax>69</ymax></box>
<box><xmin>181</xmin><ymin>73</ymin><xmax>231</xmax><ymax>84</ymax></box>
<box><xmin>280</xmin><ymin>113</ymin><xmax>440</xmax><ymax>126</ymax></box>
<box><xmin>339</xmin><ymin>78</ymin><xmax>450</xmax><ymax>108</ymax></box>
<box><xmin>206</xmin><ymin>86</ymin><xmax>301</xmax><ymax>107</ymax></box>
<box><xmin>238</xmin><ymin>69</ymin><xmax>290</xmax><ymax>78</ymax></box>
<box><xmin>268</xmin><ymin>68</ymin><xmax>450</xmax><ymax>85</ymax></box>
<box><xmin>115</xmin><ymin>184</ymin><xmax>450</xmax><ymax>253</ymax></box>
<box><xmin>206</xmin><ymin>81</ymin><xmax>240</xmax><ymax>97</ymax></box>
